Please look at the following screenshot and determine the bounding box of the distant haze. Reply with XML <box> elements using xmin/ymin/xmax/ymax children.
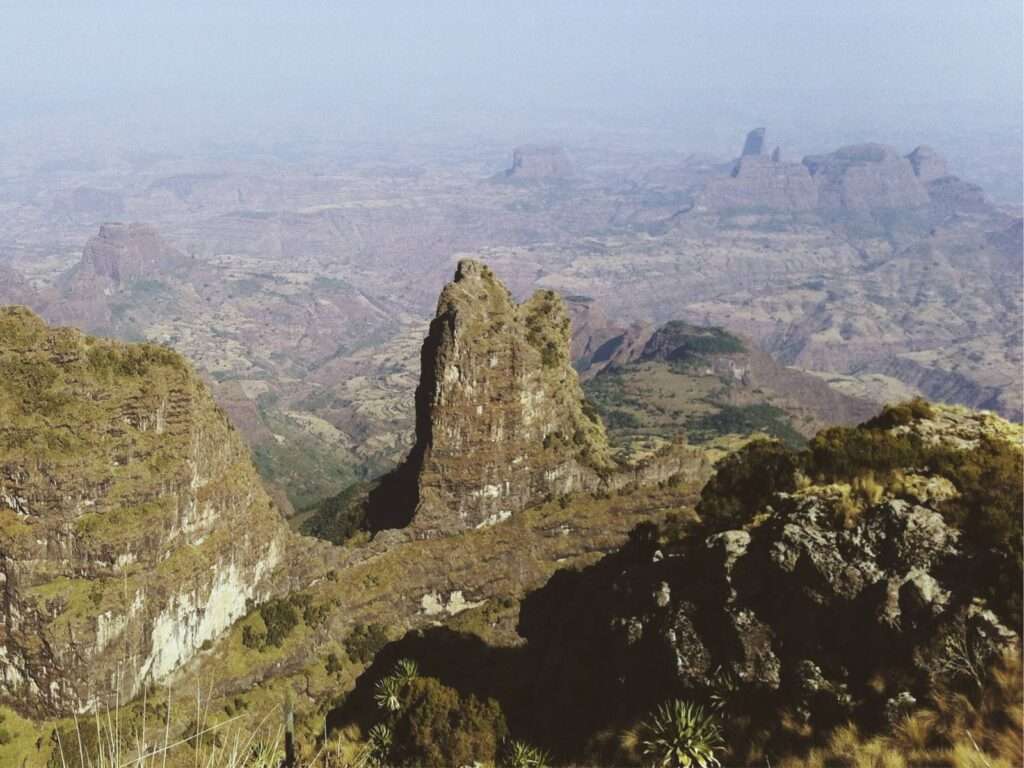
<box><xmin>1</xmin><ymin>1</ymin><xmax>1021</xmax><ymax>195</ymax></box>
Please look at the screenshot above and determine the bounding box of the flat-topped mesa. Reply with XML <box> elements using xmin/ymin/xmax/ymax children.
<box><xmin>0</xmin><ymin>308</ymin><xmax>287</xmax><ymax>716</ymax></box>
<box><xmin>373</xmin><ymin>260</ymin><xmax>614</xmax><ymax>533</ymax></box>
<box><xmin>503</xmin><ymin>144</ymin><xmax>574</xmax><ymax>181</ymax></box>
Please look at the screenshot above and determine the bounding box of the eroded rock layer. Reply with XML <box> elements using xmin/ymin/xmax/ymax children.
<box><xmin>376</xmin><ymin>260</ymin><xmax>615</xmax><ymax>533</ymax></box>
<box><xmin>0</xmin><ymin>307</ymin><xmax>287</xmax><ymax>716</ymax></box>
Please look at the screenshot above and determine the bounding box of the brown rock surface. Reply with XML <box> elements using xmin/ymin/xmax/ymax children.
<box><xmin>0</xmin><ymin>308</ymin><xmax>288</xmax><ymax>716</ymax></box>
<box><xmin>372</xmin><ymin>260</ymin><xmax>615</xmax><ymax>533</ymax></box>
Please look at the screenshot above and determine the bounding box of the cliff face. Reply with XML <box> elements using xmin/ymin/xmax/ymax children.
<box><xmin>374</xmin><ymin>261</ymin><xmax>614</xmax><ymax>533</ymax></box>
<box><xmin>0</xmin><ymin>307</ymin><xmax>287</xmax><ymax>717</ymax></box>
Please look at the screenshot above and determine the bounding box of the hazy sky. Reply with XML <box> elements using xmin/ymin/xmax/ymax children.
<box><xmin>1</xmin><ymin>1</ymin><xmax>1021</xmax><ymax>151</ymax></box>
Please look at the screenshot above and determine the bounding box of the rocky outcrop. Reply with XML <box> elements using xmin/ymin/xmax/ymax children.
<box><xmin>64</xmin><ymin>222</ymin><xmax>189</xmax><ymax>290</ymax></box>
<box><xmin>906</xmin><ymin>145</ymin><xmax>948</xmax><ymax>183</ymax></box>
<box><xmin>517</xmin><ymin>404</ymin><xmax>1022</xmax><ymax>744</ymax></box>
<box><xmin>0</xmin><ymin>307</ymin><xmax>288</xmax><ymax>716</ymax></box>
<box><xmin>741</xmin><ymin>128</ymin><xmax>766</xmax><ymax>157</ymax></box>
<box><xmin>41</xmin><ymin>223</ymin><xmax>194</xmax><ymax>334</ymax></box>
<box><xmin>695</xmin><ymin>134</ymin><xmax>987</xmax><ymax>218</ymax></box>
<box><xmin>803</xmin><ymin>143</ymin><xmax>930</xmax><ymax>211</ymax></box>
<box><xmin>369</xmin><ymin>261</ymin><xmax>615</xmax><ymax>534</ymax></box>
<box><xmin>500</xmin><ymin>145</ymin><xmax>574</xmax><ymax>181</ymax></box>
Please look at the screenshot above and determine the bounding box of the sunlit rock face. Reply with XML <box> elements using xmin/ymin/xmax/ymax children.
<box><xmin>371</xmin><ymin>260</ymin><xmax>615</xmax><ymax>534</ymax></box>
<box><xmin>0</xmin><ymin>307</ymin><xmax>287</xmax><ymax>716</ymax></box>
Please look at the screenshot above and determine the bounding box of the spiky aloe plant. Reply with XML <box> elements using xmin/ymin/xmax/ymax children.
<box><xmin>500</xmin><ymin>739</ymin><xmax>551</xmax><ymax>768</ymax></box>
<box><xmin>374</xmin><ymin>674</ymin><xmax>405</xmax><ymax>713</ymax></box>
<box><xmin>351</xmin><ymin>723</ymin><xmax>394</xmax><ymax>768</ymax></box>
<box><xmin>393</xmin><ymin>657</ymin><xmax>419</xmax><ymax>684</ymax></box>
<box><xmin>639</xmin><ymin>700</ymin><xmax>723</xmax><ymax>768</ymax></box>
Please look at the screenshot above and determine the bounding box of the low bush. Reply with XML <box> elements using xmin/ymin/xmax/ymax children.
<box><xmin>389</xmin><ymin>677</ymin><xmax>508</xmax><ymax>768</ymax></box>
<box><xmin>345</xmin><ymin>623</ymin><xmax>390</xmax><ymax>664</ymax></box>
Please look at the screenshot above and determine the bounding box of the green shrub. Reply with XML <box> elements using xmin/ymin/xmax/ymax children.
<box><xmin>258</xmin><ymin>599</ymin><xmax>299</xmax><ymax>648</ymax></box>
<box><xmin>500</xmin><ymin>739</ymin><xmax>550</xmax><ymax>768</ymax></box>
<box><xmin>326</xmin><ymin>652</ymin><xmax>344</xmax><ymax>675</ymax></box>
<box><xmin>863</xmin><ymin>397</ymin><xmax>934</xmax><ymax>429</ymax></box>
<box><xmin>242</xmin><ymin>624</ymin><xmax>265</xmax><ymax>650</ymax></box>
<box><xmin>345</xmin><ymin>623</ymin><xmax>390</xmax><ymax>664</ymax></box>
<box><xmin>390</xmin><ymin>677</ymin><xmax>508</xmax><ymax>768</ymax></box>
<box><xmin>301</xmin><ymin>482</ymin><xmax>369</xmax><ymax>544</ymax></box>
<box><xmin>689</xmin><ymin>404</ymin><xmax>804</xmax><ymax>447</ymax></box>
<box><xmin>696</xmin><ymin>439</ymin><xmax>799</xmax><ymax>532</ymax></box>
<box><xmin>638</xmin><ymin>700</ymin><xmax>723</xmax><ymax>768</ymax></box>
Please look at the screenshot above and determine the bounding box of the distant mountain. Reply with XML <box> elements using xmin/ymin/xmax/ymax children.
<box><xmin>584</xmin><ymin>320</ymin><xmax>878</xmax><ymax>453</ymax></box>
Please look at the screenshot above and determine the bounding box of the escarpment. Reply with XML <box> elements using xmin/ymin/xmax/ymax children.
<box><xmin>0</xmin><ymin>307</ymin><xmax>288</xmax><ymax>717</ymax></box>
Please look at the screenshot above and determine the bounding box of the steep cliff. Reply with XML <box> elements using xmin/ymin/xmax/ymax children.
<box><xmin>0</xmin><ymin>307</ymin><xmax>287</xmax><ymax>717</ymax></box>
<box><xmin>369</xmin><ymin>260</ymin><xmax>615</xmax><ymax>533</ymax></box>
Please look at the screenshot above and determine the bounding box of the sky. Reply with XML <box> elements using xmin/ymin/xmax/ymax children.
<box><xmin>0</xmin><ymin>1</ymin><xmax>1021</xmax><ymax>153</ymax></box>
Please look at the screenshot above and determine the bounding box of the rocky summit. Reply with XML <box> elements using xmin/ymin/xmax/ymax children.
<box><xmin>0</xmin><ymin>307</ymin><xmax>287</xmax><ymax>717</ymax></box>
<box><xmin>370</xmin><ymin>260</ymin><xmax>615</xmax><ymax>533</ymax></box>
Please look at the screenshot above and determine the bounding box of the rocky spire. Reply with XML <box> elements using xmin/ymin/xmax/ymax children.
<box><xmin>741</xmin><ymin>127</ymin><xmax>766</xmax><ymax>157</ymax></box>
<box><xmin>370</xmin><ymin>260</ymin><xmax>613</xmax><ymax>533</ymax></box>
